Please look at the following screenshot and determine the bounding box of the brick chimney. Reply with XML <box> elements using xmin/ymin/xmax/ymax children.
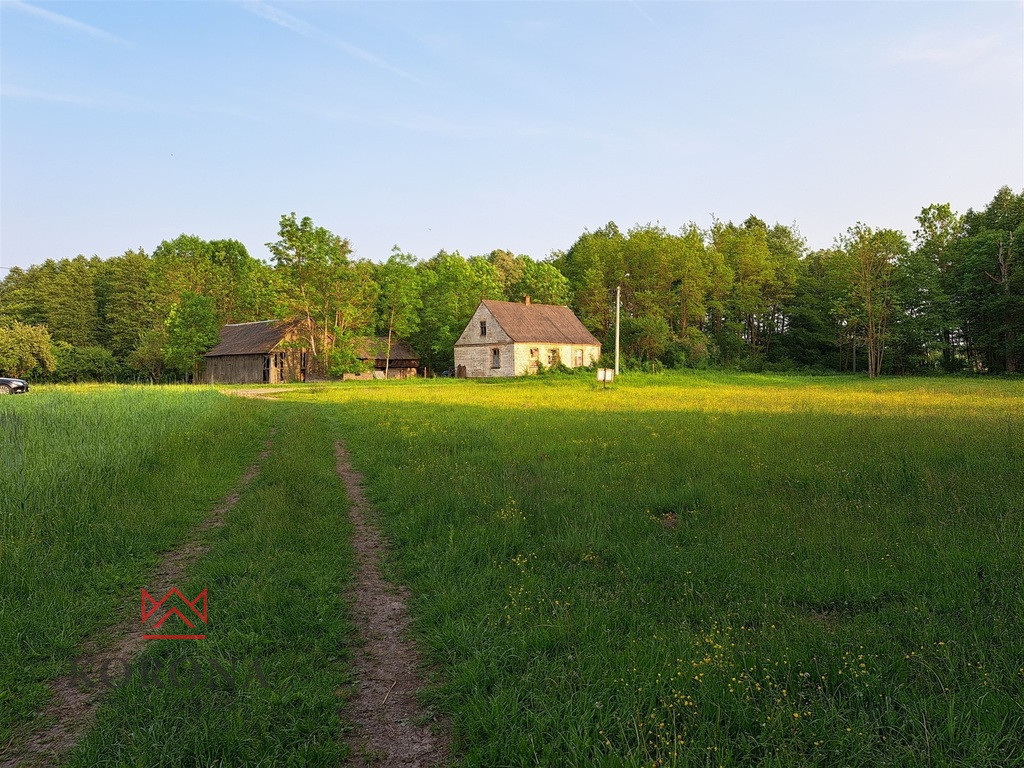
<box><xmin>524</xmin><ymin>295</ymin><xmax>531</xmax><ymax>305</ymax></box>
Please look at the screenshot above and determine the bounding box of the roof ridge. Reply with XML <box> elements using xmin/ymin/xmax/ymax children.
<box><xmin>482</xmin><ymin>298</ymin><xmax>569</xmax><ymax>309</ymax></box>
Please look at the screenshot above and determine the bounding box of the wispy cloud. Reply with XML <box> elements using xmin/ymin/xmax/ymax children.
<box><xmin>889</xmin><ymin>32</ymin><xmax>1003</xmax><ymax>67</ymax></box>
<box><xmin>292</xmin><ymin>99</ymin><xmax>621</xmax><ymax>145</ymax></box>
<box><xmin>882</xmin><ymin>29</ymin><xmax>1022</xmax><ymax>85</ymax></box>
<box><xmin>628</xmin><ymin>1</ymin><xmax>657</xmax><ymax>28</ymax></box>
<box><xmin>813</xmin><ymin>24</ymin><xmax>1022</xmax><ymax>86</ymax></box>
<box><xmin>5</xmin><ymin>0</ymin><xmax>130</xmax><ymax>46</ymax></box>
<box><xmin>239</xmin><ymin>1</ymin><xmax>419</xmax><ymax>82</ymax></box>
<box><xmin>1</xmin><ymin>84</ymin><xmax>105</xmax><ymax>107</ymax></box>
<box><xmin>1</xmin><ymin>84</ymin><xmax>264</xmax><ymax>123</ymax></box>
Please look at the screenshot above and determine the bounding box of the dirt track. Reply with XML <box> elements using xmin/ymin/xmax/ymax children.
<box><xmin>335</xmin><ymin>442</ymin><xmax>449</xmax><ymax>767</ymax></box>
<box><xmin>226</xmin><ymin>387</ymin><xmax>288</xmax><ymax>401</ymax></box>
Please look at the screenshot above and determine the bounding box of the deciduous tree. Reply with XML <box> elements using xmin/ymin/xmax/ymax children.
<box><xmin>268</xmin><ymin>213</ymin><xmax>377</xmax><ymax>372</ymax></box>
<box><xmin>163</xmin><ymin>293</ymin><xmax>220</xmax><ymax>381</ymax></box>
<box><xmin>375</xmin><ymin>250</ymin><xmax>422</xmax><ymax>378</ymax></box>
<box><xmin>837</xmin><ymin>225</ymin><xmax>909</xmax><ymax>378</ymax></box>
<box><xmin>0</xmin><ymin>321</ymin><xmax>55</xmax><ymax>378</ymax></box>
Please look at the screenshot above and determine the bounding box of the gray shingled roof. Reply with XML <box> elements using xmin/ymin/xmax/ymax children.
<box><xmin>479</xmin><ymin>300</ymin><xmax>600</xmax><ymax>345</ymax></box>
<box><xmin>204</xmin><ymin>320</ymin><xmax>291</xmax><ymax>357</ymax></box>
<box><xmin>355</xmin><ymin>336</ymin><xmax>420</xmax><ymax>364</ymax></box>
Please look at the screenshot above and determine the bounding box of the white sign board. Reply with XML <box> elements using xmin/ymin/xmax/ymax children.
<box><xmin>597</xmin><ymin>368</ymin><xmax>614</xmax><ymax>383</ymax></box>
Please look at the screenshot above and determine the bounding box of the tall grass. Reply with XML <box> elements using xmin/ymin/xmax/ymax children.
<box><xmin>3</xmin><ymin>374</ymin><xmax>1021</xmax><ymax>765</ymax></box>
<box><xmin>0</xmin><ymin>386</ymin><xmax>271</xmax><ymax>744</ymax></box>
<box><xmin>287</xmin><ymin>372</ymin><xmax>1024</xmax><ymax>766</ymax></box>
<box><xmin>67</xmin><ymin>403</ymin><xmax>354</xmax><ymax>766</ymax></box>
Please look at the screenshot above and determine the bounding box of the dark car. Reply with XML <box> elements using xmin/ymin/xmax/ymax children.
<box><xmin>0</xmin><ymin>377</ymin><xmax>29</xmax><ymax>394</ymax></box>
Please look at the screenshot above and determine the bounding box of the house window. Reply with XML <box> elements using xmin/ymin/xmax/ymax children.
<box><xmin>547</xmin><ymin>348</ymin><xmax>559</xmax><ymax>366</ymax></box>
<box><xmin>480</xmin><ymin>321</ymin><xmax>487</xmax><ymax>337</ymax></box>
<box><xmin>573</xmin><ymin>348</ymin><xmax>583</xmax><ymax>367</ymax></box>
<box><xmin>491</xmin><ymin>348</ymin><xmax>501</xmax><ymax>368</ymax></box>
<box><xmin>528</xmin><ymin>348</ymin><xmax>539</xmax><ymax>373</ymax></box>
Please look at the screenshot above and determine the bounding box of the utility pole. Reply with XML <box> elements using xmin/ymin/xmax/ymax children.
<box><xmin>614</xmin><ymin>283</ymin><xmax>621</xmax><ymax>375</ymax></box>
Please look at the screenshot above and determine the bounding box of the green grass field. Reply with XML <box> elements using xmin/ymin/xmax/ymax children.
<box><xmin>0</xmin><ymin>387</ymin><xmax>273</xmax><ymax>746</ymax></box>
<box><xmin>2</xmin><ymin>373</ymin><xmax>1022</xmax><ymax>766</ymax></box>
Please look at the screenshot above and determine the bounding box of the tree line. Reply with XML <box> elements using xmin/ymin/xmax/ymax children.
<box><xmin>0</xmin><ymin>186</ymin><xmax>1020</xmax><ymax>382</ymax></box>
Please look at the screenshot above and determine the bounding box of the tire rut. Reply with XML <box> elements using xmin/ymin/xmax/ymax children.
<box><xmin>0</xmin><ymin>429</ymin><xmax>277</xmax><ymax>768</ymax></box>
<box><xmin>334</xmin><ymin>442</ymin><xmax>449</xmax><ymax>767</ymax></box>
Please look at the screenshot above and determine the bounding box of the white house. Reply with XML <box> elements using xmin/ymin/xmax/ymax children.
<box><xmin>453</xmin><ymin>298</ymin><xmax>601</xmax><ymax>378</ymax></box>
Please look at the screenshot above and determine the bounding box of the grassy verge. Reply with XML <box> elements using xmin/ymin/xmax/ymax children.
<box><xmin>66</xmin><ymin>402</ymin><xmax>354</xmax><ymax>766</ymax></box>
<box><xmin>0</xmin><ymin>386</ymin><xmax>272</xmax><ymax>745</ymax></box>
<box><xmin>285</xmin><ymin>372</ymin><xmax>1024</xmax><ymax>767</ymax></box>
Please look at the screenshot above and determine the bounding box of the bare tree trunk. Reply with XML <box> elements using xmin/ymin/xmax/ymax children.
<box><xmin>1008</xmin><ymin>322</ymin><xmax>1018</xmax><ymax>373</ymax></box>
<box><xmin>385</xmin><ymin>305</ymin><xmax>395</xmax><ymax>379</ymax></box>
<box><xmin>322</xmin><ymin>297</ymin><xmax>331</xmax><ymax>363</ymax></box>
<box><xmin>866</xmin><ymin>321</ymin><xmax>876</xmax><ymax>378</ymax></box>
<box><xmin>942</xmin><ymin>329</ymin><xmax>953</xmax><ymax>371</ymax></box>
<box><xmin>986</xmin><ymin>238</ymin><xmax>1017</xmax><ymax>373</ymax></box>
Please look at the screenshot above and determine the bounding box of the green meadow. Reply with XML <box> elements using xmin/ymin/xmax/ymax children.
<box><xmin>0</xmin><ymin>387</ymin><xmax>272</xmax><ymax>746</ymax></box>
<box><xmin>2</xmin><ymin>373</ymin><xmax>1022</xmax><ymax>766</ymax></box>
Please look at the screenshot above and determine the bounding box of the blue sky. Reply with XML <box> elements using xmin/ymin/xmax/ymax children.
<box><xmin>1</xmin><ymin>1</ymin><xmax>1021</xmax><ymax>271</ymax></box>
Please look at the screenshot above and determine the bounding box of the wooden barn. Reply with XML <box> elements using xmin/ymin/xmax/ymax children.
<box><xmin>343</xmin><ymin>336</ymin><xmax>420</xmax><ymax>380</ymax></box>
<box><xmin>453</xmin><ymin>298</ymin><xmax>600</xmax><ymax>378</ymax></box>
<box><xmin>204</xmin><ymin>320</ymin><xmax>310</xmax><ymax>384</ymax></box>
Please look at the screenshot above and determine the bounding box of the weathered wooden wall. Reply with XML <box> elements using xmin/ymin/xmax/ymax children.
<box><xmin>204</xmin><ymin>355</ymin><xmax>265</xmax><ymax>384</ymax></box>
<box><xmin>205</xmin><ymin>349</ymin><xmax>307</xmax><ymax>384</ymax></box>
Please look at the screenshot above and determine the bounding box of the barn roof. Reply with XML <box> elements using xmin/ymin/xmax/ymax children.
<box><xmin>205</xmin><ymin>320</ymin><xmax>292</xmax><ymax>357</ymax></box>
<box><xmin>354</xmin><ymin>336</ymin><xmax>420</xmax><ymax>363</ymax></box>
<box><xmin>478</xmin><ymin>300</ymin><xmax>600</xmax><ymax>345</ymax></box>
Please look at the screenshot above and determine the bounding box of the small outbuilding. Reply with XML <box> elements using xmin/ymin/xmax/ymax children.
<box><xmin>453</xmin><ymin>298</ymin><xmax>601</xmax><ymax>378</ymax></box>
<box><xmin>204</xmin><ymin>320</ymin><xmax>309</xmax><ymax>384</ymax></box>
<box><xmin>344</xmin><ymin>336</ymin><xmax>420</xmax><ymax>380</ymax></box>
